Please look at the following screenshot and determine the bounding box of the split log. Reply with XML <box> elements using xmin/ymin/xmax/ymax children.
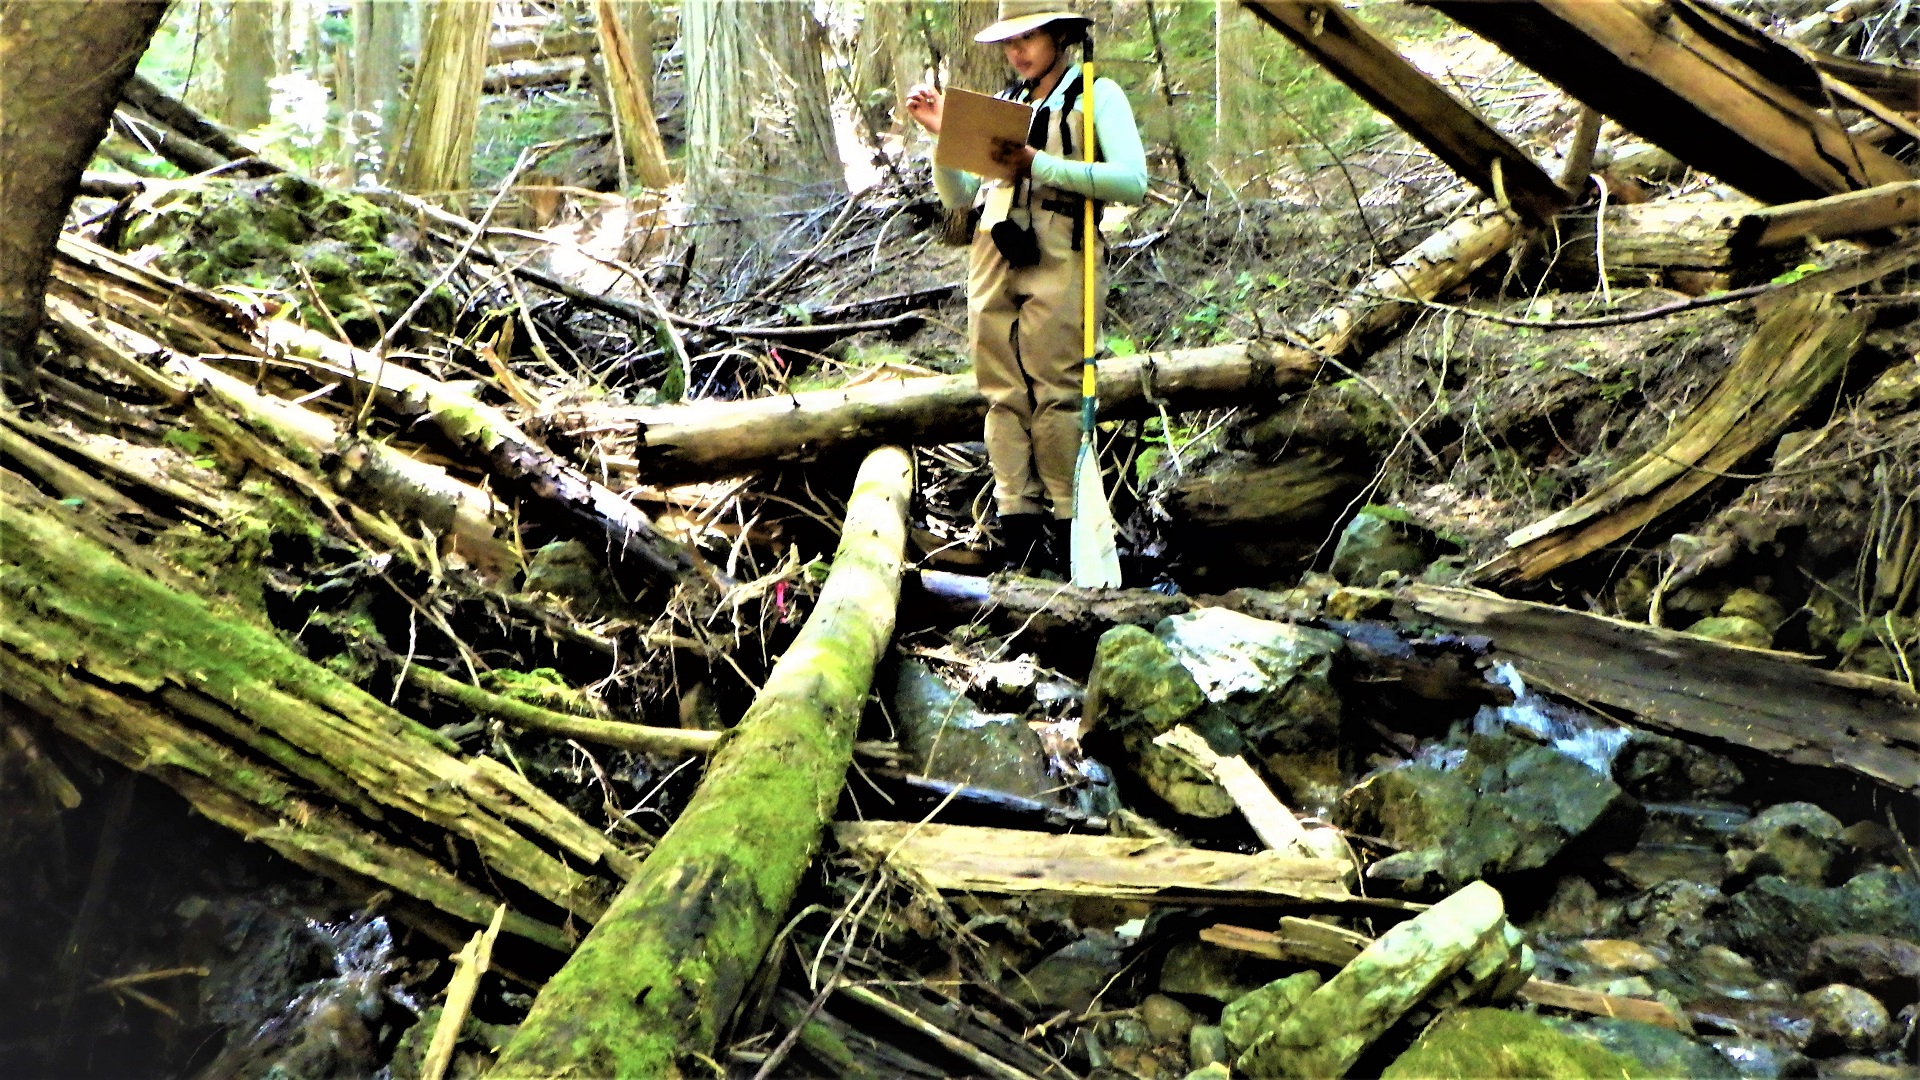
<box><xmin>1476</xmin><ymin>292</ymin><xmax>1867</xmax><ymax>585</ymax></box>
<box><xmin>1553</xmin><ymin>195</ymin><xmax>1759</xmax><ymax>293</ymax></box>
<box><xmin>492</xmin><ymin>446</ymin><xmax>912</xmax><ymax>1078</ymax></box>
<box><xmin>1429</xmin><ymin>0</ymin><xmax>1913</xmax><ymax>205</ymax></box>
<box><xmin>573</xmin><ymin>343</ymin><xmax>1317</xmax><ymax>485</ymax></box>
<box><xmin>1242</xmin><ymin>1</ymin><xmax>1570</xmax><ymax>226</ymax></box>
<box><xmin>833</xmin><ymin>822</ymin><xmax>1409</xmax><ymax>910</ymax></box>
<box><xmin>1152</xmin><ymin>725</ymin><xmax>1341</xmax><ymax>860</ymax></box>
<box><xmin>1402</xmin><ymin>584</ymin><xmax>1920</xmax><ymax>795</ymax></box>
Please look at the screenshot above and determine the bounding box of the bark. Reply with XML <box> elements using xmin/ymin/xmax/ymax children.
<box><xmin>494</xmin><ymin>447</ymin><xmax>911</xmax><ymax>1078</ymax></box>
<box><xmin>1734</xmin><ymin>180</ymin><xmax>1920</xmax><ymax>251</ymax></box>
<box><xmin>390</xmin><ymin>0</ymin><xmax>492</xmax><ymax>194</ymax></box>
<box><xmin>0</xmin><ymin>0</ymin><xmax>167</xmax><ymax>383</ymax></box>
<box><xmin>351</xmin><ymin>0</ymin><xmax>406</xmax><ymax>172</ymax></box>
<box><xmin>942</xmin><ymin>0</ymin><xmax>1006</xmax><ymax>95</ymax></box>
<box><xmin>571</xmin><ymin>343</ymin><xmax>1319</xmax><ymax>485</ymax></box>
<box><xmin>595</xmin><ymin>0</ymin><xmax>672</xmax><ymax>189</ymax></box>
<box><xmin>1404</xmin><ymin>584</ymin><xmax>1920</xmax><ymax>796</ymax></box>
<box><xmin>1477</xmin><ymin>293</ymin><xmax>1868</xmax><ymax>585</ymax></box>
<box><xmin>682</xmin><ymin>0</ymin><xmax>840</xmax><ymax>203</ymax></box>
<box><xmin>1553</xmin><ymin>196</ymin><xmax>1755</xmax><ymax>292</ymax></box>
<box><xmin>224</xmin><ymin>0</ymin><xmax>275</xmax><ymax>129</ymax></box>
<box><xmin>1242</xmin><ymin>0</ymin><xmax>1571</xmax><ymax>226</ymax></box>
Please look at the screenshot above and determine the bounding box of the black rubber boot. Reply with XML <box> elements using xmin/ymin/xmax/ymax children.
<box><xmin>997</xmin><ymin>512</ymin><xmax>1050</xmax><ymax>574</ymax></box>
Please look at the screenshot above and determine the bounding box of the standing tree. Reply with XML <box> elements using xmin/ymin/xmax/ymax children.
<box><xmin>596</xmin><ymin>0</ymin><xmax>672</xmax><ymax>189</ymax></box>
<box><xmin>351</xmin><ymin>0</ymin><xmax>407</xmax><ymax>177</ymax></box>
<box><xmin>680</xmin><ymin>0</ymin><xmax>840</xmax><ymax>203</ymax></box>
<box><xmin>942</xmin><ymin>0</ymin><xmax>1006</xmax><ymax>94</ymax></box>
<box><xmin>0</xmin><ymin>0</ymin><xmax>170</xmax><ymax>383</ymax></box>
<box><xmin>388</xmin><ymin>0</ymin><xmax>491</xmax><ymax>194</ymax></box>
<box><xmin>225</xmin><ymin>0</ymin><xmax>276</xmax><ymax>129</ymax></box>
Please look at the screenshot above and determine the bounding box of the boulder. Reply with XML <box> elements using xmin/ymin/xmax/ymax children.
<box><xmin>1802</xmin><ymin>934</ymin><xmax>1920</xmax><ymax>1007</ymax></box>
<box><xmin>1730</xmin><ymin>870</ymin><xmax>1920</xmax><ymax>971</ymax></box>
<box><xmin>1158</xmin><ymin>940</ymin><xmax>1268</xmax><ymax>1004</ymax></box>
<box><xmin>1725</xmin><ymin>802</ymin><xmax>1846</xmax><ymax>887</ymax></box>
<box><xmin>1611</xmin><ymin>731</ymin><xmax>1745</xmax><ymax>800</ymax></box>
<box><xmin>1013</xmin><ymin>932</ymin><xmax>1127</xmax><ymax>1013</ymax></box>
<box><xmin>1334</xmin><ymin>764</ymin><xmax>1477</xmax><ymax>851</ymax></box>
<box><xmin>1154</xmin><ymin>608</ymin><xmax>1346</xmax><ymax>811</ymax></box>
<box><xmin>1623</xmin><ymin>880</ymin><xmax>1728</xmax><ymax>950</ymax></box>
<box><xmin>1140</xmin><ymin>993</ymin><xmax>1197</xmax><ymax>1045</ymax></box>
<box><xmin>1329</xmin><ymin>507</ymin><xmax>1436</xmax><ymax>586</ymax></box>
<box><xmin>1382</xmin><ymin>1009</ymin><xmax>1654</xmax><ymax>1079</ymax></box>
<box><xmin>1800</xmin><ymin>983</ymin><xmax>1890</xmax><ymax>1052</ymax></box>
<box><xmin>1188</xmin><ymin>1025</ymin><xmax>1229</xmax><ymax>1071</ymax></box>
<box><xmin>1220</xmin><ymin>971</ymin><xmax>1322</xmax><ymax>1053</ymax></box>
<box><xmin>1236</xmin><ymin>881</ymin><xmax>1527</xmax><ymax>1078</ymax></box>
<box><xmin>1083</xmin><ymin>626</ymin><xmax>1234</xmax><ymax>817</ymax></box>
<box><xmin>893</xmin><ymin>660</ymin><xmax>1055</xmax><ymax>800</ymax></box>
<box><xmin>1687</xmin><ymin>615</ymin><xmax>1774</xmax><ymax>649</ymax></box>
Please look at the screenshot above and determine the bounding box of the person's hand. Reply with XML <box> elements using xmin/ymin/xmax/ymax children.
<box><xmin>905</xmin><ymin>83</ymin><xmax>943</xmax><ymax>135</ymax></box>
<box><xmin>989</xmin><ymin>137</ymin><xmax>1036</xmax><ymax>178</ymax></box>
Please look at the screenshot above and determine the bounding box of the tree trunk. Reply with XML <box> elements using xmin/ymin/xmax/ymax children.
<box><xmin>224</xmin><ymin>0</ymin><xmax>275</xmax><ymax>129</ymax></box>
<box><xmin>351</xmin><ymin>0</ymin><xmax>407</xmax><ymax>177</ymax></box>
<box><xmin>0</xmin><ymin>0</ymin><xmax>168</xmax><ymax>384</ymax></box>
<box><xmin>389</xmin><ymin>0</ymin><xmax>491</xmax><ymax>194</ymax></box>
<box><xmin>595</xmin><ymin>0</ymin><xmax>672</xmax><ymax>189</ymax></box>
<box><xmin>493</xmin><ymin>446</ymin><xmax>913</xmax><ymax>1078</ymax></box>
<box><xmin>943</xmin><ymin>0</ymin><xmax>1004</xmax><ymax>94</ymax></box>
<box><xmin>681</xmin><ymin>0</ymin><xmax>840</xmax><ymax>203</ymax></box>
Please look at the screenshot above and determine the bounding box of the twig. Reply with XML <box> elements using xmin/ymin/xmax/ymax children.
<box><xmin>420</xmin><ymin>903</ymin><xmax>507</xmax><ymax>1080</ymax></box>
<box><xmin>837</xmin><ymin>984</ymin><xmax>1044</xmax><ymax>1080</ymax></box>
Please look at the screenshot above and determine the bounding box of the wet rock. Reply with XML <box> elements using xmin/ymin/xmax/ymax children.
<box><xmin>1182</xmin><ymin>1064</ymin><xmax>1231</xmax><ymax>1080</ymax></box>
<box><xmin>1154</xmin><ymin>608</ymin><xmax>1346</xmax><ymax>811</ymax></box>
<box><xmin>1691</xmin><ymin>944</ymin><xmax>1772</xmax><ymax>998</ymax></box>
<box><xmin>1625</xmin><ymin>879</ymin><xmax>1728</xmax><ymax>950</ymax></box>
<box><xmin>1607</xmin><ymin>843</ymin><xmax>1728</xmax><ymax>890</ymax></box>
<box><xmin>1084</xmin><ymin>626</ymin><xmax>1235</xmax><ymax>817</ymax></box>
<box><xmin>1014</xmin><ymin>932</ymin><xmax>1128</xmax><ymax>1013</ymax></box>
<box><xmin>1730</xmin><ymin>870</ymin><xmax>1920</xmax><ymax>971</ymax></box>
<box><xmin>1551</xmin><ymin>1015</ymin><xmax>1740</xmax><ymax>1078</ymax></box>
<box><xmin>1382</xmin><ymin>1008</ymin><xmax>1652</xmax><ymax>1079</ymax></box>
<box><xmin>1574</xmin><ymin>938</ymin><xmax>1670</xmax><ymax>973</ymax></box>
<box><xmin>1689</xmin><ymin>615</ymin><xmax>1775</xmax><ymax>649</ymax></box>
<box><xmin>1450</xmin><ymin>737</ymin><xmax>1644</xmax><ymax>884</ymax></box>
<box><xmin>1801</xmin><ymin>983</ymin><xmax>1890</xmax><ymax>1052</ymax></box>
<box><xmin>1334</xmin><ymin>764</ymin><xmax>1477</xmax><ymax>851</ymax></box>
<box><xmin>1158</xmin><ymin>941</ymin><xmax>1267</xmax><ymax>1003</ymax></box>
<box><xmin>1220</xmin><ymin>971</ymin><xmax>1322</xmax><ymax>1053</ymax></box>
<box><xmin>1533</xmin><ymin>875</ymin><xmax>1622</xmax><ymax>939</ymax></box>
<box><xmin>1236</xmin><ymin>881</ymin><xmax>1527</xmax><ymax>1077</ymax></box>
<box><xmin>893</xmin><ymin>660</ymin><xmax>1055</xmax><ymax>800</ymax></box>
<box><xmin>1818</xmin><ymin>1056</ymin><xmax>1918</xmax><ymax>1078</ymax></box>
<box><xmin>1686</xmin><ymin>996</ymin><xmax>1817</xmax><ymax>1051</ymax></box>
<box><xmin>1188</xmin><ymin>1024</ymin><xmax>1228</xmax><ymax>1071</ymax></box>
<box><xmin>1140</xmin><ymin>993</ymin><xmax>1197</xmax><ymax>1045</ymax></box>
<box><xmin>1727</xmin><ymin>803</ymin><xmax>1847</xmax><ymax>887</ymax></box>
<box><xmin>1613</xmin><ymin>732</ymin><xmax>1747</xmax><ymax>800</ymax></box>
<box><xmin>1720</xmin><ymin>588</ymin><xmax>1788</xmax><ymax>632</ymax></box>
<box><xmin>1706</xmin><ymin>1036</ymin><xmax>1810</xmax><ymax>1079</ymax></box>
<box><xmin>1802</xmin><ymin>934</ymin><xmax>1920</xmax><ymax>1007</ymax></box>
<box><xmin>1329</xmin><ymin>507</ymin><xmax>1436</xmax><ymax>586</ymax></box>
<box><xmin>1365</xmin><ymin>848</ymin><xmax>1449</xmax><ymax>897</ymax></box>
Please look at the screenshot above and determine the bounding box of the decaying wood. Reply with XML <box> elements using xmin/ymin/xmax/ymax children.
<box><xmin>1300</xmin><ymin>203</ymin><xmax>1524</xmax><ymax>356</ymax></box>
<box><xmin>1241</xmin><ymin>1</ymin><xmax>1570</xmax><ymax>227</ymax></box>
<box><xmin>494</xmin><ymin>447</ymin><xmax>912</xmax><ymax>1078</ymax></box>
<box><xmin>834</xmin><ymin>822</ymin><xmax>1407</xmax><ymax>909</ymax></box>
<box><xmin>1477</xmin><ymin>292</ymin><xmax>1867</xmax><ymax>584</ymax></box>
<box><xmin>835</xmin><ymin>985</ymin><xmax>1043</xmax><ymax>1080</ymax></box>
<box><xmin>1431</xmin><ymin>0</ymin><xmax>1913</xmax><ymax>205</ymax></box>
<box><xmin>1153</xmin><ymin>725</ymin><xmax>1338</xmax><ymax>860</ymax></box>
<box><xmin>1735</xmin><ymin>180</ymin><xmax>1920</xmax><ymax>250</ymax></box>
<box><xmin>405</xmin><ymin>664</ymin><xmax>725</xmax><ymax>756</ymax></box>
<box><xmin>1553</xmin><ymin>195</ymin><xmax>1759</xmax><ymax>292</ymax></box>
<box><xmin>419</xmin><ymin>903</ymin><xmax>506</xmax><ymax>1080</ymax></box>
<box><xmin>1403</xmin><ymin>584</ymin><xmax>1920</xmax><ymax>795</ymax></box>
<box><xmin>1516</xmin><ymin>977</ymin><xmax>1693</xmax><ymax>1032</ymax></box>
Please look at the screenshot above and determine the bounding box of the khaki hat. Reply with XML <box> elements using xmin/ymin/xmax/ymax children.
<box><xmin>974</xmin><ymin>0</ymin><xmax>1091</xmax><ymax>43</ymax></box>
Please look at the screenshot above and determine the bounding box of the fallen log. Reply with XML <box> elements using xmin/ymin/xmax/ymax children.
<box><xmin>1553</xmin><ymin>195</ymin><xmax>1759</xmax><ymax>293</ymax></box>
<box><xmin>492</xmin><ymin>446</ymin><xmax>912</xmax><ymax>1078</ymax></box>
<box><xmin>118</xmin><ymin>74</ymin><xmax>275</xmax><ymax>174</ymax></box>
<box><xmin>1429</xmin><ymin>0</ymin><xmax>1913</xmax><ymax>205</ymax></box>
<box><xmin>1402</xmin><ymin>584</ymin><xmax>1920</xmax><ymax>795</ymax></box>
<box><xmin>1476</xmin><ymin>291</ymin><xmax>1867</xmax><ymax>585</ymax></box>
<box><xmin>1733</xmin><ymin>179</ymin><xmax>1920</xmax><ymax>251</ymax></box>
<box><xmin>1242</xmin><ymin>1</ymin><xmax>1569</xmax><ymax>227</ymax></box>
<box><xmin>483</xmin><ymin>56</ymin><xmax>587</xmax><ymax>93</ymax></box>
<box><xmin>405</xmin><ymin>664</ymin><xmax>725</xmax><ymax>756</ymax></box>
<box><xmin>489</xmin><ymin>27</ymin><xmax>599</xmax><ymax>64</ymax></box>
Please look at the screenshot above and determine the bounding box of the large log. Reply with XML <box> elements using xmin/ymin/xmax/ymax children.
<box><xmin>493</xmin><ymin>446</ymin><xmax>912</xmax><ymax>1078</ymax></box>
<box><xmin>1429</xmin><ymin>0</ymin><xmax>1913</xmax><ymax>205</ymax></box>
<box><xmin>1241</xmin><ymin>1</ymin><xmax>1569</xmax><ymax>227</ymax></box>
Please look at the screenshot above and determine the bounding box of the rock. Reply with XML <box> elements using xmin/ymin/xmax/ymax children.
<box><xmin>1550</xmin><ymin>1016</ymin><xmax>1740</xmax><ymax>1079</ymax></box>
<box><xmin>1140</xmin><ymin>993</ymin><xmax>1197</xmax><ymax>1045</ymax></box>
<box><xmin>1532</xmin><ymin>875</ymin><xmax>1621</xmax><ymax>939</ymax></box>
<box><xmin>523</xmin><ymin>540</ymin><xmax>633</xmax><ymax>620</ymax></box>
<box><xmin>1726</xmin><ymin>802</ymin><xmax>1846</xmax><ymax>887</ymax></box>
<box><xmin>1719</xmin><ymin>589</ymin><xmax>1787</xmax><ymax>631</ymax></box>
<box><xmin>1236</xmin><ymin>881</ymin><xmax>1525</xmax><ymax>1078</ymax></box>
<box><xmin>1334</xmin><ymin>764</ymin><xmax>1478</xmax><ymax>851</ymax></box>
<box><xmin>1573</xmin><ymin>939</ymin><xmax>1670</xmax><ymax>973</ymax></box>
<box><xmin>1730</xmin><ymin>870</ymin><xmax>1920</xmax><ymax>971</ymax></box>
<box><xmin>1446</xmin><ymin>738</ymin><xmax>1643</xmax><ymax>885</ymax></box>
<box><xmin>1800</xmin><ymin>983</ymin><xmax>1890</xmax><ymax>1052</ymax></box>
<box><xmin>1364</xmin><ymin>848</ymin><xmax>1449</xmax><ymax>897</ymax></box>
<box><xmin>1220</xmin><ymin>971</ymin><xmax>1322</xmax><ymax>1053</ymax></box>
<box><xmin>1381</xmin><ymin>1008</ymin><xmax>1654</xmax><ymax>1079</ymax></box>
<box><xmin>1862</xmin><ymin>357</ymin><xmax>1920</xmax><ymax>414</ymax></box>
<box><xmin>1085</xmin><ymin>626</ymin><xmax>1207</xmax><ymax>736</ymax></box>
<box><xmin>1181</xmin><ymin>1064</ymin><xmax>1231</xmax><ymax>1080</ymax></box>
<box><xmin>892</xmin><ymin>661</ymin><xmax>1055</xmax><ymax>800</ymax></box>
<box><xmin>1330</xmin><ymin>507</ymin><xmax>1436</xmax><ymax>586</ymax></box>
<box><xmin>1606</xmin><ymin>843</ymin><xmax>1728</xmax><ymax>890</ymax></box>
<box><xmin>1624</xmin><ymin>880</ymin><xmax>1727</xmax><ymax>950</ymax></box>
<box><xmin>1188</xmin><ymin>1025</ymin><xmax>1228</xmax><ymax>1071</ymax></box>
<box><xmin>1684</xmin><ymin>996</ymin><xmax>1817</xmax><ymax>1050</ymax></box>
<box><xmin>1613</xmin><ymin>733</ymin><xmax>1746</xmax><ymax>800</ymax></box>
<box><xmin>1705</xmin><ymin>1037</ymin><xmax>1809</xmax><ymax>1079</ymax></box>
<box><xmin>1158</xmin><ymin>941</ymin><xmax>1267</xmax><ymax>1003</ymax></box>
<box><xmin>1688</xmin><ymin>615</ymin><xmax>1774</xmax><ymax>649</ymax></box>
<box><xmin>1013</xmin><ymin>932</ymin><xmax>1127</xmax><ymax>1013</ymax></box>
<box><xmin>1818</xmin><ymin>1056</ymin><xmax>1918</xmax><ymax>1078</ymax></box>
<box><xmin>1803</xmin><ymin>934</ymin><xmax>1920</xmax><ymax>1007</ymax></box>
<box><xmin>1690</xmin><ymin>944</ymin><xmax>1770</xmax><ymax>997</ymax></box>
<box><xmin>1154</xmin><ymin>608</ymin><xmax>1346</xmax><ymax>811</ymax></box>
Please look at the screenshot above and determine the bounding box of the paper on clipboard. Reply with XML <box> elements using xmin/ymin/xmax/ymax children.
<box><xmin>935</xmin><ymin>88</ymin><xmax>1035</xmax><ymax>182</ymax></box>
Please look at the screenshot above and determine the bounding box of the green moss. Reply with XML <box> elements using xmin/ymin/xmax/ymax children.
<box><xmin>478</xmin><ymin>667</ymin><xmax>606</xmax><ymax>719</ymax></box>
<box><xmin>1382</xmin><ymin>1009</ymin><xmax>1651</xmax><ymax>1079</ymax></box>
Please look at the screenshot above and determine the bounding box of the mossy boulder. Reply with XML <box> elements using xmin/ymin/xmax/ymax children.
<box><xmin>1730</xmin><ymin>869</ymin><xmax>1920</xmax><ymax>971</ymax></box>
<box><xmin>1334</xmin><ymin>764</ymin><xmax>1478</xmax><ymax>851</ymax></box>
<box><xmin>1329</xmin><ymin>506</ymin><xmax>1439</xmax><ymax>586</ymax></box>
<box><xmin>1383</xmin><ymin>1009</ymin><xmax>1654</xmax><ymax>1079</ymax></box>
<box><xmin>1084</xmin><ymin>625</ymin><xmax>1234</xmax><ymax>817</ymax></box>
<box><xmin>1687</xmin><ymin>614</ymin><xmax>1774</xmax><ymax>649</ymax></box>
<box><xmin>893</xmin><ymin>660</ymin><xmax>1054</xmax><ymax>800</ymax></box>
<box><xmin>119</xmin><ymin>174</ymin><xmax>449</xmax><ymax>344</ymax></box>
<box><xmin>1220</xmin><ymin>971</ymin><xmax>1322</xmax><ymax>1053</ymax></box>
<box><xmin>1725</xmin><ymin>802</ymin><xmax>1846</xmax><ymax>887</ymax></box>
<box><xmin>1548</xmin><ymin>1016</ymin><xmax>1739</xmax><ymax>1078</ymax></box>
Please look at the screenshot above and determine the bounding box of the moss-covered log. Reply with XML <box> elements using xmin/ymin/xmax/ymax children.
<box><xmin>492</xmin><ymin>446</ymin><xmax>913</xmax><ymax>1079</ymax></box>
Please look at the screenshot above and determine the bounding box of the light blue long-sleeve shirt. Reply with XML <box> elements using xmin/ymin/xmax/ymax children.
<box><xmin>933</xmin><ymin>64</ymin><xmax>1149</xmax><ymax>210</ymax></box>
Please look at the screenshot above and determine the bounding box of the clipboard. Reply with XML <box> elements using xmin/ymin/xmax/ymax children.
<box><xmin>935</xmin><ymin>88</ymin><xmax>1035</xmax><ymax>182</ymax></box>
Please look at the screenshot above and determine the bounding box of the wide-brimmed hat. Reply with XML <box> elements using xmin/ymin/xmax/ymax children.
<box><xmin>974</xmin><ymin>0</ymin><xmax>1091</xmax><ymax>43</ymax></box>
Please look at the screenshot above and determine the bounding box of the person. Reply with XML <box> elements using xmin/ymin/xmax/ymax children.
<box><xmin>905</xmin><ymin>1</ymin><xmax>1147</xmax><ymax>573</ymax></box>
